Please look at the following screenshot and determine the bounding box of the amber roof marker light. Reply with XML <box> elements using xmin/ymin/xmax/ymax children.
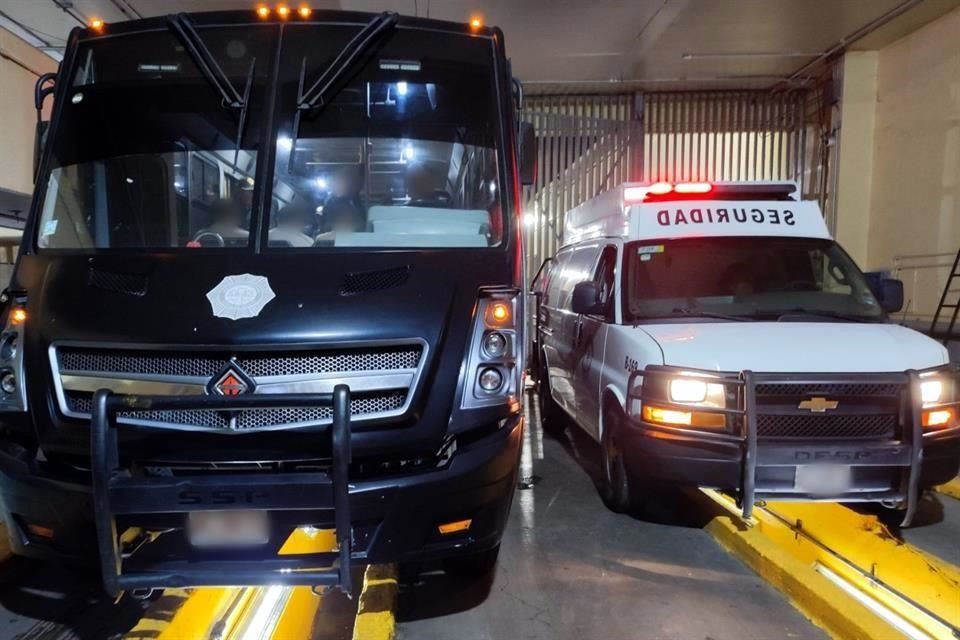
<box><xmin>256</xmin><ymin>5</ymin><xmax>271</xmax><ymax>18</ymax></box>
<box><xmin>89</xmin><ymin>18</ymin><xmax>105</xmax><ymax>31</ymax></box>
<box><xmin>469</xmin><ymin>16</ymin><xmax>483</xmax><ymax>30</ymax></box>
<box><xmin>277</xmin><ymin>4</ymin><xmax>291</xmax><ymax>19</ymax></box>
<box><xmin>298</xmin><ymin>5</ymin><xmax>312</xmax><ymax>18</ymax></box>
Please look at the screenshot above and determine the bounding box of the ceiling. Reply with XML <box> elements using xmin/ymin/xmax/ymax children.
<box><xmin>0</xmin><ymin>0</ymin><xmax>958</xmax><ymax>93</ymax></box>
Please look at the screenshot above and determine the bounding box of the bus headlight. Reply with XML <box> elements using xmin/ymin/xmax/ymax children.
<box><xmin>0</xmin><ymin>297</ymin><xmax>28</xmax><ymax>413</ymax></box>
<box><xmin>460</xmin><ymin>290</ymin><xmax>522</xmax><ymax>410</ymax></box>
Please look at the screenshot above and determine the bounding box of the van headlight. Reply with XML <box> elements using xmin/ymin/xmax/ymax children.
<box><xmin>919</xmin><ymin>368</ymin><xmax>957</xmax><ymax>431</ymax></box>
<box><xmin>668</xmin><ymin>376</ymin><xmax>726</xmax><ymax>408</ymax></box>
<box><xmin>460</xmin><ymin>289</ymin><xmax>522</xmax><ymax>410</ymax></box>
<box><xmin>920</xmin><ymin>379</ymin><xmax>943</xmax><ymax>404</ymax></box>
<box><xmin>0</xmin><ymin>296</ymin><xmax>28</xmax><ymax>413</ymax></box>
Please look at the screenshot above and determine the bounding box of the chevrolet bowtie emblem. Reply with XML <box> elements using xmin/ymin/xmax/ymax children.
<box><xmin>798</xmin><ymin>397</ymin><xmax>839</xmax><ymax>413</ymax></box>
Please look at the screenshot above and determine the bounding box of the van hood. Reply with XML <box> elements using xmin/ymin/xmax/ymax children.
<box><xmin>638</xmin><ymin>322</ymin><xmax>949</xmax><ymax>373</ymax></box>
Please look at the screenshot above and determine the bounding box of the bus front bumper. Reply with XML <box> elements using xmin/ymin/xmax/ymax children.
<box><xmin>0</xmin><ymin>416</ymin><xmax>522</xmax><ymax>574</ymax></box>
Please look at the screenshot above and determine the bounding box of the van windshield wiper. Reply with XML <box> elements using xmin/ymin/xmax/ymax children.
<box><xmin>769</xmin><ymin>308</ymin><xmax>877</xmax><ymax>323</ymax></box>
<box><xmin>167</xmin><ymin>13</ymin><xmax>255</xmax><ymax>164</ymax></box>
<box><xmin>288</xmin><ymin>12</ymin><xmax>399</xmax><ymax>168</ymax></box>
<box><xmin>631</xmin><ymin>309</ymin><xmax>750</xmax><ymax>323</ymax></box>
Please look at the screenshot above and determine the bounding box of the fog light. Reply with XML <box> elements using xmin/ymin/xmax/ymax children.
<box><xmin>1</xmin><ymin>373</ymin><xmax>16</xmax><ymax>394</ymax></box>
<box><xmin>642</xmin><ymin>404</ymin><xmax>725</xmax><ymax>429</ymax></box>
<box><xmin>922</xmin><ymin>408</ymin><xmax>954</xmax><ymax>429</ymax></box>
<box><xmin>438</xmin><ymin>518</ymin><xmax>472</xmax><ymax>535</ymax></box>
<box><xmin>478</xmin><ymin>367</ymin><xmax>503</xmax><ymax>392</ymax></box>
<box><xmin>481</xmin><ymin>332</ymin><xmax>507</xmax><ymax>358</ymax></box>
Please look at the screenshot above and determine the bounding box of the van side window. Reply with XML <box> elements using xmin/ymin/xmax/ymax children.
<box><xmin>593</xmin><ymin>245</ymin><xmax>617</xmax><ymax>319</ymax></box>
<box><xmin>558</xmin><ymin>244</ymin><xmax>601</xmax><ymax>310</ymax></box>
<box><xmin>543</xmin><ymin>251</ymin><xmax>571</xmax><ymax>307</ymax></box>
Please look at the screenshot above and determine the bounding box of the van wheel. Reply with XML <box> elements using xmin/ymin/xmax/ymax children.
<box><xmin>443</xmin><ymin>544</ymin><xmax>501</xmax><ymax>578</ymax></box>
<box><xmin>537</xmin><ymin>355</ymin><xmax>564</xmax><ymax>433</ymax></box>
<box><xmin>600</xmin><ymin>402</ymin><xmax>635</xmax><ymax>513</ymax></box>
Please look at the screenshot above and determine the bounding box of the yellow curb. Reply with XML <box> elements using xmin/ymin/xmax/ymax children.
<box><xmin>352</xmin><ymin>564</ymin><xmax>399</xmax><ymax>640</ymax></box>
<box><xmin>761</xmin><ymin>501</ymin><xmax>960</xmax><ymax>629</ymax></box>
<box><xmin>703</xmin><ymin>505</ymin><xmax>897</xmax><ymax>640</ymax></box>
<box><xmin>934</xmin><ymin>477</ymin><xmax>960</xmax><ymax>501</ymax></box>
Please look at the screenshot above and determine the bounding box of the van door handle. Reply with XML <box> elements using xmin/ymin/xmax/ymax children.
<box><xmin>575</xmin><ymin>315</ymin><xmax>584</xmax><ymax>345</ymax></box>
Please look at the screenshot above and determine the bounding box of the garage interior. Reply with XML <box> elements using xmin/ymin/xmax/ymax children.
<box><xmin>0</xmin><ymin>1</ymin><xmax>958</xmax><ymax>639</ymax></box>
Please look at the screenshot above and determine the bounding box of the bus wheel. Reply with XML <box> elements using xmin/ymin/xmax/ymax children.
<box><xmin>600</xmin><ymin>402</ymin><xmax>634</xmax><ymax>513</ymax></box>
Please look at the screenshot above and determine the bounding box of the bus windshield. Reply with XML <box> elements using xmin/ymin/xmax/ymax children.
<box><xmin>624</xmin><ymin>237</ymin><xmax>885</xmax><ymax>322</ymax></box>
<box><xmin>35</xmin><ymin>22</ymin><xmax>504</xmax><ymax>251</ymax></box>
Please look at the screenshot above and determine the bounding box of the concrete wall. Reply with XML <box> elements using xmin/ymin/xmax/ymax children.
<box><xmin>833</xmin><ymin>7</ymin><xmax>960</xmax><ymax>322</ymax></box>
<box><xmin>834</xmin><ymin>51</ymin><xmax>879</xmax><ymax>267</ymax></box>
<box><xmin>0</xmin><ymin>27</ymin><xmax>57</xmax><ymax>198</ymax></box>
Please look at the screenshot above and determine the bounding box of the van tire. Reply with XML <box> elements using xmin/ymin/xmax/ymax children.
<box><xmin>600</xmin><ymin>401</ymin><xmax>635</xmax><ymax>513</ymax></box>
<box><xmin>537</xmin><ymin>355</ymin><xmax>564</xmax><ymax>433</ymax></box>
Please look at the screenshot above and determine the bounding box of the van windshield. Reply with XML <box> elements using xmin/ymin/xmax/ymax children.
<box><xmin>35</xmin><ymin>23</ymin><xmax>504</xmax><ymax>251</ymax></box>
<box><xmin>624</xmin><ymin>237</ymin><xmax>885</xmax><ymax>322</ymax></box>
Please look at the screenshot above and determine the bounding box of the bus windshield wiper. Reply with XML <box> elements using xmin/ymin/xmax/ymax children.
<box><xmin>289</xmin><ymin>12</ymin><xmax>399</xmax><ymax>168</ymax></box>
<box><xmin>167</xmin><ymin>13</ymin><xmax>255</xmax><ymax>164</ymax></box>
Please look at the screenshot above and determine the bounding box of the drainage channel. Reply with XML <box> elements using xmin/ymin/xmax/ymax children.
<box><xmin>698</xmin><ymin>489</ymin><xmax>960</xmax><ymax>640</ymax></box>
<box><xmin>121</xmin><ymin>528</ymin><xmax>399</xmax><ymax>640</ymax></box>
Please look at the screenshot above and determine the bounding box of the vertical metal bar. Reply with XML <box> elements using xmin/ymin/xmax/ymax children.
<box><xmin>331</xmin><ymin>384</ymin><xmax>353</xmax><ymax>595</ymax></box>
<box><xmin>91</xmin><ymin>389</ymin><xmax>122</xmax><ymax>596</ymax></box>
<box><xmin>901</xmin><ymin>371</ymin><xmax>923</xmax><ymax>527</ymax></box>
<box><xmin>759</xmin><ymin>95</ymin><xmax>767</xmax><ymax>181</ymax></box>
<box><xmin>740</xmin><ymin>370</ymin><xmax>757</xmax><ymax>520</ymax></box>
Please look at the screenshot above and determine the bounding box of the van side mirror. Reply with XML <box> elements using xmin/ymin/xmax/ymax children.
<box><xmin>877</xmin><ymin>278</ymin><xmax>904</xmax><ymax>313</ymax></box>
<box><xmin>865</xmin><ymin>272</ymin><xmax>904</xmax><ymax>313</ymax></box>
<box><xmin>571</xmin><ymin>281</ymin><xmax>604</xmax><ymax>315</ymax></box>
<box><xmin>518</xmin><ymin>122</ymin><xmax>537</xmax><ymax>186</ymax></box>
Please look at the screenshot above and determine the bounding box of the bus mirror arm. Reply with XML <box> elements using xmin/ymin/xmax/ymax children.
<box><xmin>518</xmin><ymin>122</ymin><xmax>537</xmax><ymax>186</ymax></box>
<box><xmin>33</xmin><ymin>72</ymin><xmax>57</xmax><ymax>183</ymax></box>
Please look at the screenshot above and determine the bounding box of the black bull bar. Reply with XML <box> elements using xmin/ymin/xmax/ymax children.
<box><xmin>90</xmin><ymin>387</ymin><xmax>353</xmax><ymax>596</ymax></box>
<box><xmin>627</xmin><ymin>366</ymin><xmax>960</xmax><ymax>527</ymax></box>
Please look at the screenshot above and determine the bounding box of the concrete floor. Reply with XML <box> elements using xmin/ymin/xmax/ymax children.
<box><xmin>1</xmin><ymin>391</ymin><xmax>956</xmax><ymax>639</ymax></box>
<box><xmin>395</xmin><ymin>394</ymin><xmax>827</xmax><ymax>640</ymax></box>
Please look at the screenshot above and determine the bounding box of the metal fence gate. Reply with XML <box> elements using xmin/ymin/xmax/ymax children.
<box><xmin>521</xmin><ymin>90</ymin><xmax>815</xmax><ymax>275</ymax></box>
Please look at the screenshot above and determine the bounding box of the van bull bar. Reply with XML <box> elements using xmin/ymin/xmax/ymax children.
<box><xmin>90</xmin><ymin>386</ymin><xmax>353</xmax><ymax>596</ymax></box>
<box><xmin>626</xmin><ymin>365</ymin><xmax>960</xmax><ymax>526</ymax></box>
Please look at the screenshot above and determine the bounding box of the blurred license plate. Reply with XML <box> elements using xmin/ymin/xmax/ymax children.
<box><xmin>795</xmin><ymin>464</ymin><xmax>851</xmax><ymax>495</ymax></box>
<box><xmin>187</xmin><ymin>510</ymin><xmax>269</xmax><ymax>547</ymax></box>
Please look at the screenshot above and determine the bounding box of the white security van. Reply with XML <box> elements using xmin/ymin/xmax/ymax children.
<box><xmin>532</xmin><ymin>181</ymin><xmax>959</xmax><ymax>524</ymax></box>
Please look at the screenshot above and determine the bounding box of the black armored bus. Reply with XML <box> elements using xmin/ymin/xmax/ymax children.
<box><xmin>0</xmin><ymin>8</ymin><xmax>535</xmax><ymax>595</ymax></box>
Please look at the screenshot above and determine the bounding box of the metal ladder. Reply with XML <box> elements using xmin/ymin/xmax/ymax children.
<box><xmin>929</xmin><ymin>248</ymin><xmax>960</xmax><ymax>345</ymax></box>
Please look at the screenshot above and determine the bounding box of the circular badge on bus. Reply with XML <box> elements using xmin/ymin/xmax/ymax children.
<box><xmin>206</xmin><ymin>274</ymin><xmax>276</xmax><ymax>320</ymax></box>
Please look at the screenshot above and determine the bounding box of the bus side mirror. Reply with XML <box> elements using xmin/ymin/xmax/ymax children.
<box><xmin>518</xmin><ymin>122</ymin><xmax>537</xmax><ymax>186</ymax></box>
<box><xmin>571</xmin><ymin>281</ymin><xmax>604</xmax><ymax>315</ymax></box>
<box><xmin>33</xmin><ymin>72</ymin><xmax>57</xmax><ymax>183</ymax></box>
<box><xmin>866</xmin><ymin>272</ymin><xmax>904</xmax><ymax>313</ymax></box>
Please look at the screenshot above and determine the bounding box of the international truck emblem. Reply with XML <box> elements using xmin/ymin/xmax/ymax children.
<box><xmin>209</xmin><ymin>364</ymin><xmax>254</xmax><ymax>396</ymax></box>
<box><xmin>206</xmin><ymin>274</ymin><xmax>276</xmax><ymax>320</ymax></box>
<box><xmin>798</xmin><ymin>397</ymin><xmax>839</xmax><ymax>413</ymax></box>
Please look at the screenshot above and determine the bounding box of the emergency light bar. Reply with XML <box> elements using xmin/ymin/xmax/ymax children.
<box><xmin>625</xmin><ymin>181</ymin><xmax>796</xmax><ymax>204</ymax></box>
<box><xmin>562</xmin><ymin>180</ymin><xmax>821</xmax><ymax>246</ymax></box>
